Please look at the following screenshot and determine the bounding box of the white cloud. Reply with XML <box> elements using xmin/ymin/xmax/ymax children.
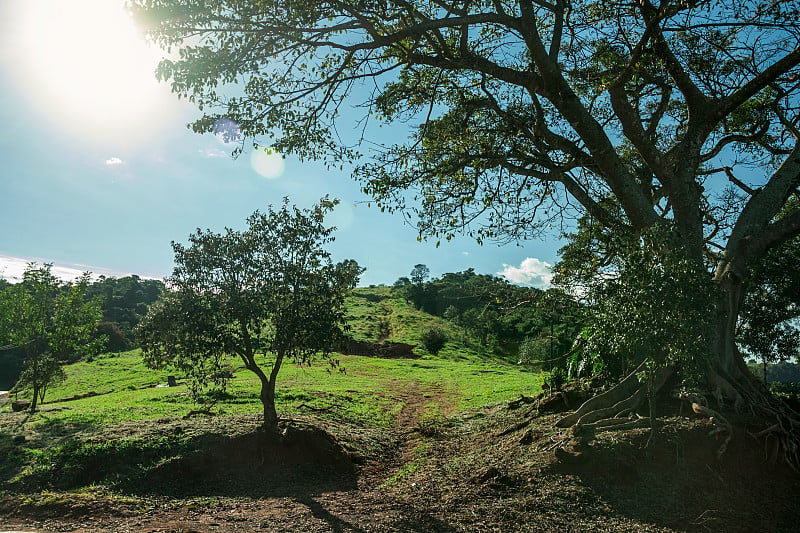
<box><xmin>0</xmin><ymin>255</ymin><xmax>143</xmax><ymax>283</ymax></box>
<box><xmin>105</xmin><ymin>156</ymin><xmax>124</xmax><ymax>165</ymax></box>
<box><xmin>199</xmin><ymin>148</ymin><xmax>228</xmax><ymax>158</ymax></box>
<box><xmin>0</xmin><ymin>255</ymin><xmax>87</xmax><ymax>283</ymax></box>
<box><xmin>498</xmin><ymin>257</ymin><xmax>553</xmax><ymax>289</ymax></box>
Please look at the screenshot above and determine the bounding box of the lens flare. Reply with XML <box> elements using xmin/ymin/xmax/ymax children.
<box><xmin>251</xmin><ymin>147</ymin><xmax>286</xmax><ymax>179</ymax></box>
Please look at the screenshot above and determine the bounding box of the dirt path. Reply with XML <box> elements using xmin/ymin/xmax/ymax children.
<box><xmin>5</xmin><ymin>384</ymin><xmax>799</xmax><ymax>532</ymax></box>
<box><xmin>1</xmin><ymin>381</ymin><xmax>464</xmax><ymax>533</ymax></box>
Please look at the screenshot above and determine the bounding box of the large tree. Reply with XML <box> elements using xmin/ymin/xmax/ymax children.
<box><xmin>135</xmin><ymin>198</ymin><xmax>363</xmax><ymax>433</ymax></box>
<box><xmin>131</xmin><ymin>1</ymin><xmax>800</xmax><ymax>464</ymax></box>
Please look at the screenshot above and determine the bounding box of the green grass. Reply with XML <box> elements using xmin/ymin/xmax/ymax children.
<box><xmin>3</xmin><ymin>287</ymin><xmax>543</xmax><ymax>430</ymax></box>
<box><xmin>5</xmin><ymin>347</ymin><xmax>541</xmax><ymax>438</ymax></box>
<box><xmin>0</xmin><ymin>287</ymin><xmax>544</xmax><ymax>489</ymax></box>
<box><xmin>346</xmin><ymin>286</ymin><xmax>495</xmax><ymax>362</ymax></box>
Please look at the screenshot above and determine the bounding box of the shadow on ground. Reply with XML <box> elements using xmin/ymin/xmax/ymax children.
<box><xmin>6</xmin><ymin>422</ymin><xmax>361</xmax><ymax>499</ymax></box>
<box><xmin>137</xmin><ymin>425</ymin><xmax>359</xmax><ymax>498</ymax></box>
<box><xmin>546</xmin><ymin>420</ymin><xmax>800</xmax><ymax>532</ymax></box>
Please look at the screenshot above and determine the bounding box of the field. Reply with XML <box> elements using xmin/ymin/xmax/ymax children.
<box><xmin>1</xmin><ymin>287</ymin><xmax>799</xmax><ymax>532</ymax></box>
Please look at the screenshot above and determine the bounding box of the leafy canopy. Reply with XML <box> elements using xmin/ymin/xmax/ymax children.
<box><xmin>0</xmin><ymin>264</ymin><xmax>104</xmax><ymax>409</ymax></box>
<box><xmin>130</xmin><ymin>0</ymin><xmax>800</xmax><ymax>252</ymax></box>
<box><xmin>136</xmin><ymin>198</ymin><xmax>363</xmax><ymax>405</ymax></box>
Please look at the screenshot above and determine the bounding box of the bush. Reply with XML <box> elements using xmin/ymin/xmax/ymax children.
<box><xmin>421</xmin><ymin>327</ymin><xmax>448</xmax><ymax>355</ymax></box>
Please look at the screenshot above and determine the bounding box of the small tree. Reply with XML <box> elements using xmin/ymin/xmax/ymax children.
<box><xmin>0</xmin><ymin>264</ymin><xmax>104</xmax><ymax>412</ymax></box>
<box><xmin>136</xmin><ymin>198</ymin><xmax>363</xmax><ymax>433</ymax></box>
<box><xmin>93</xmin><ymin>322</ymin><xmax>129</xmax><ymax>353</ymax></box>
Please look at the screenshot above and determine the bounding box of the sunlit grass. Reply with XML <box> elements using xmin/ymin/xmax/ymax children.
<box><xmin>3</xmin><ymin>286</ymin><xmax>543</xmax><ymax>437</ymax></box>
<box><xmin>14</xmin><ymin>347</ymin><xmax>541</xmax><ymax>433</ymax></box>
<box><xmin>0</xmin><ymin>287</ymin><xmax>546</xmax><ymax>492</ymax></box>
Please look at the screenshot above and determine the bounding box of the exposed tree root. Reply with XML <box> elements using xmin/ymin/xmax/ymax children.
<box><xmin>562</xmin><ymin>362</ymin><xmax>800</xmax><ymax>472</ymax></box>
<box><xmin>556</xmin><ymin>360</ymin><xmax>672</xmax><ymax>438</ymax></box>
<box><xmin>547</xmin><ymin>353</ymin><xmax>800</xmax><ymax>473</ymax></box>
<box><xmin>578</xmin><ymin>415</ymin><xmax>651</xmax><ymax>435</ymax></box>
<box><xmin>679</xmin><ymin>391</ymin><xmax>733</xmax><ymax>459</ymax></box>
<box><xmin>698</xmin><ymin>365</ymin><xmax>800</xmax><ymax>472</ymax></box>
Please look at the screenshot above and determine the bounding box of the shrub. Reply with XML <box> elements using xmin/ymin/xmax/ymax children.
<box><xmin>421</xmin><ymin>327</ymin><xmax>448</xmax><ymax>355</ymax></box>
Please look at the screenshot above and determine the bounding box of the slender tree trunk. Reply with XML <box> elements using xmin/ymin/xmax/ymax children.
<box><xmin>29</xmin><ymin>383</ymin><xmax>39</xmax><ymax>413</ymax></box>
<box><xmin>27</xmin><ymin>347</ymin><xmax>40</xmax><ymax>413</ymax></box>
<box><xmin>261</xmin><ymin>376</ymin><xmax>279</xmax><ymax>434</ymax></box>
<box><xmin>261</xmin><ymin>350</ymin><xmax>285</xmax><ymax>434</ymax></box>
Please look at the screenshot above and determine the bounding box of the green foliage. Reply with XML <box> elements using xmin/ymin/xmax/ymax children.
<box><xmin>17</xmin><ymin>436</ymin><xmax>184</xmax><ymax>490</ymax></box>
<box><xmin>738</xmin><ymin>200</ymin><xmax>800</xmax><ymax>365</ymax></box>
<box><xmin>93</xmin><ymin>322</ymin><xmax>129</xmax><ymax>353</ymax></box>
<box><xmin>0</xmin><ymin>264</ymin><xmax>104</xmax><ymax>410</ymax></box>
<box><xmin>565</xmin><ymin>328</ymin><xmax>607</xmax><ymax>380</ymax></box>
<box><xmin>394</xmin><ymin>268</ymin><xmax>583</xmax><ymax>360</ymax></box>
<box><xmin>748</xmin><ymin>361</ymin><xmax>800</xmax><ymax>385</ymax></box>
<box><xmin>420</xmin><ymin>326</ymin><xmax>447</xmax><ymax>355</ymax></box>
<box><xmin>130</xmin><ymin>1</ymin><xmax>800</xmax><ymax>395</ymax></box>
<box><xmin>544</xmin><ymin>367</ymin><xmax>566</xmax><ymax>391</ymax></box>
<box><xmin>136</xmin><ymin>197</ymin><xmax>362</xmax><ymax>430</ymax></box>
<box><xmin>409</xmin><ymin>264</ymin><xmax>430</xmax><ymax>286</ymax></box>
<box><xmin>86</xmin><ymin>275</ymin><xmax>163</xmax><ymax>347</ymax></box>
<box><xmin>556</xmin><ymin>224</ymin><xmax>717</xmax><ymax>378</ymax></box>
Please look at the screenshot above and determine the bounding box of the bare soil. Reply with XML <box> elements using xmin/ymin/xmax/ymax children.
<box><xmin>2</xmin><ymin>385</ymin><xmax>799</xmax><ymax>532</ymax></box>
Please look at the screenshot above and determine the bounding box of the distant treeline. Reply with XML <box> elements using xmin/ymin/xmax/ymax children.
<box><xmin>86</xmin><ymin>275</ymin><xmax>164</xmax><ymax>351</ymax></box>
<box><xmin>0</xmin><ymin>275</ymin><xmax>163</xmax><ymax>389</ymax></box>
<box><xmin>393</xmin><ymin>266</ymin><xmax>583</xmax><ymax>359</ymax></box>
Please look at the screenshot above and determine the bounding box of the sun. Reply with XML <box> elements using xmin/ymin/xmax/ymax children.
<box><xmin>13</xmin><ymin>0</ymin><xmax>168</xmax><ymax>145</ymax></box>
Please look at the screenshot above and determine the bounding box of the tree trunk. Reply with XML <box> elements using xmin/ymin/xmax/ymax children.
<box><xmin>29</xmin><ymin>382</ymin><xmax>39</xmax><ymax>413</ymax></box>
<box><xmin>556</xmin><ymin>275</ymin><xmax>800</xmax><ymax>469</ymax></box>
<box><xmin>261</xmin><ymin>377</ymin><xmax>279</xmax><ymax>434</ymax></box>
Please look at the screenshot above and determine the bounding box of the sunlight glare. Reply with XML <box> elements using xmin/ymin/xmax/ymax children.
<box><xmin>251</xmin><ymin>147</ymin><xmax>286</xmax><ymax>179</ymax></box>
<box><xmin>15</xmin><ymin>0</ymin><xmax>168</xmax><ymax>144</ymax></box>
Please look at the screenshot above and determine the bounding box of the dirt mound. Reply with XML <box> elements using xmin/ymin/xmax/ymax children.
<box><xmin>3</xmin><ymin>388</ymin><xmax>799</xmax><ymax>532</ymax></box>
<box><xmin>342</xmin><ymin>339</ymin><xmax>418</xmax><ymax>358</ymax></box>
<box><xmin>143</xmin><ymin>422</ymin><xmax>358</xmax><ymax>495</ymax></box>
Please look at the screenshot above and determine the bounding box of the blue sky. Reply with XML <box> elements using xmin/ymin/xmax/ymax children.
<box><xmin>0</xmin><ymin>0</ymin><xmax>560</xmax><ymax>288</ymax></box>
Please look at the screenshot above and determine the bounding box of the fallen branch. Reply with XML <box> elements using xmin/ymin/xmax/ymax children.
<box><xmin>298</xmin><ymin>402</ymin><xmax>336</xmax><ymax>412</ymax></box>
<box><xmin>183</xmin><ymin>409</ymin><xmax>215</xmax><ymax>419</ymax></box>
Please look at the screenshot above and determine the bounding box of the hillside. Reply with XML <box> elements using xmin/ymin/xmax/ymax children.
<box><xmin>345</xmin><ymin>285</ymin><xmax>493</xmax><ymax>360</ymax></box>
<box><xmin>1</xmin><ymin>287</ymin><xmax>799</xmax><ymax>532</ymax></box>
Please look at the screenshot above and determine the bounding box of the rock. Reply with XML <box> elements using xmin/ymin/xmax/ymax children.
<box><xmin>11</xmin><ymin>399</ymin><xmax>30</xmax><ymax>412</ymax></box>
<box><xmin>554</xmin><ymin>446</ymin><xmax>588</xmax><ymax>464</ymax></box>
<box><xmin>472</xmin><ymin>466</ymin><xmax>501</xmax><ymax>484</ymax></box>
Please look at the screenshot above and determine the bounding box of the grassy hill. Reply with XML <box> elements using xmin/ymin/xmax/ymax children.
<box><xmin>0</xmin><ymin>286</ymin><xmax>543</xmax><ymax>486</ymax></box>
<box><xmin>345</xmin><ymin>285</ymin><xmax>489</xmax><ymax>360</ymax></box>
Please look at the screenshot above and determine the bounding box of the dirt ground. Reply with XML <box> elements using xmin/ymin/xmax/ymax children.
<box><xmin>2</xmin><ymin>385</ymin><xmax>799</xmax><ymax>532</ymax></box>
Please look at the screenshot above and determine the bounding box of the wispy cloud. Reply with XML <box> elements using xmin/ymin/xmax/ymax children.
<box><xmin>198</xmin><ymin>148</ymin><xmax>228</xmax><ymax>158</ymax></box>
<box><xmin>105</xmin><ymin>156</ymin><xmax>124</xmax><ymax>166</ymax></box>
<box><xmin>498</xmin><ymin>258</ymin><xmax>553</xmax><ymax>289</ymax></box>
<box><xmin>0</xmin><ymin>255</ymin><xmax>145</xmax><ymax>283</ymax></box>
